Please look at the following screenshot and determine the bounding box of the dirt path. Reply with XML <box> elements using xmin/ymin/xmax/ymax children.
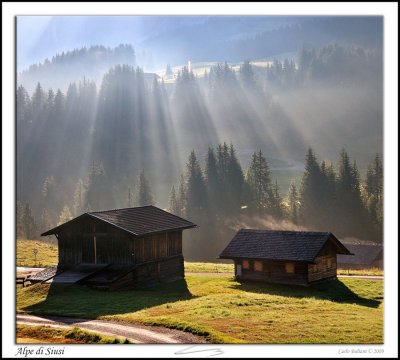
<box><xmin>17</xmin><ymin>314</ymin><xmax>207</xmax><ymax>344</ymax></box>
<box><xmin>17</xmin><ymin>267</ymin><xmax>46</xmax><ymax>274</ymax></box>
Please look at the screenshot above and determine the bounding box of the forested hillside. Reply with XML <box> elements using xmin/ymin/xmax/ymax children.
<box><xmin>16</xmin><ymin>42</ymin><xmax>383</xmax><ymax>260</ymax></box>
<box><xmin>18</xmin><ymin>44</ymin><xmax>136</xmax><ymax>93</ymax></box>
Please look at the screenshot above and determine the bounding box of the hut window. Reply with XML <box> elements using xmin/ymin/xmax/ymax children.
<box><xmin>242</xmin><ymin>259</ymin><xmax>250</xmax><ymax>269</ymax></box>
<box><xmin>254</xmin><ymin>260</ymin><xmax>263</xmax><ymax>272</ymax></box>
<box><xmin>285</xmin><ymin>263</ymin><xmax>295</xmax><ymax>273</ymax></box>
<box><xmin>327</xmin><ymin>258</ymin><xmax>332</xmax><ymax>268</ymax></box>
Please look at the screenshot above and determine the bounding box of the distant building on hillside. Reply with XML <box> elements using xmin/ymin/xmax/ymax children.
<box><xmin>337</xmin><ymin>243</ymin><xmax>383</xmax><ymax>270</ymax></box>
<box><xmin>35</xmin><ymin>206</ymin><xmax>196</xmax><ymax>289</ymax></box>
<box><xmin>219</xmin><ymin>229</ymin><xmax>352</xmax><ymax>286</ymax></box>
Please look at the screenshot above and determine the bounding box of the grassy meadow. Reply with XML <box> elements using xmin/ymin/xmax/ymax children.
<box><xmin>17</xmin><ymin>275</ymin><xmax>383</xmax><ymax>344</ymax></box>
<box><xmin>184</xmin><ymin>262</ymin><xmax>233</xmax><ymax>273</ymax></box>
<box><xmin>17</xmin><ymin>239</ymin><xmax>58</xmax><ymax>267</ymax></box>
<box><xmin>17</xmin><ymin>325</ymin><xmax>130</xmax><ymax>344</ymax></box>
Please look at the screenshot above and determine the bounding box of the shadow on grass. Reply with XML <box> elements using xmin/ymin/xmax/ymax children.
<box><xmin>229</xmin><ymin>279</ymin><xmax>381</xmax><ymax>308</ymax></box>
<box><xmin>22</xmin><ymin>278</ymin><xmax>194</xmax><ymax>319</ymax></box>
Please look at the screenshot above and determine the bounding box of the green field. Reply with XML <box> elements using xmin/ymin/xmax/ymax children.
<box><xmin>17</xmin><ymin>276</ymin><xmax>383</xmax><ymax>344</ymax></box>
<box><xmin>17</xmin><ymin>324</ymin><xmax>130</xmax><ymax>344</ymax></box>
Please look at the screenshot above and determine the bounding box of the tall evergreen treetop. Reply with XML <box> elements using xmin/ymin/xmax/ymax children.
<box><xmin>245</xmin><ymin>150</ymin><xmax>272</xmax><ymax>214</ymax></box>
<box><xmin>185</xmin><ymin>150</ymin><xmax>207</xmax><ymax>220</ymax></box>
<box><xmin>287</xmin><ymin>181</ymin><xmax>299</xmax><ymax>224</ymax></box>
<box><xmin>299</xmin><ymin>147</ymin><xmax>324</xmax><ymax>226</ymax></box>
<box><xmin>135</xmin><ymin>170</ymin><xmax>154</xmax><ymax>207</ymax></box>
<box><xmin>168</xmin><ymin>185</ymin><xmax>179</xmax><ymax>215</ymax></box>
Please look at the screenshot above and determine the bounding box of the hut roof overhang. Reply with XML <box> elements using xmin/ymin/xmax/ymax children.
<box><xmin>41</xmin><ymin>206</ymin><xmax>197</xmax><ymax>237</ymax></box>
<box><xmin>219</xmin><ymin>229</ymin><xmax>352</xmax><ymax>263</ymax></box>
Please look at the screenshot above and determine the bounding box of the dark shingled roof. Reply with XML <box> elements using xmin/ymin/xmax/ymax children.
<box><xmin>41</xmin><ymin>206</ymin><xmax>196</xmax><ymax>237</ymax></box>
<box><xmin>337</xmin><ymin>244</ymin><xmax>383</xmax><ymax>265</ymax></box>
<box><xmin>219</xmin><ymin>229</ymin><xmax>352</xmax><ymax>262</ymax></box>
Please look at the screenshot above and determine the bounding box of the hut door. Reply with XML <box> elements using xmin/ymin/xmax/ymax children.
<box><xmin>95</xmin><ymin>237</ymin><xmax>108</xmax><ymax>264</ymax></box>
<box><xmin>81</xmin><ymin>237</ymin><xmax>95</xmax><ymax>263</ymax></box>
<box><xmin>236</xmin><ymin>264</ymin><xmax>242</xmax><ymax>277</ymax></box>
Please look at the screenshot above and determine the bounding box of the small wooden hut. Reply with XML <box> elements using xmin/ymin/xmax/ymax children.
<box><xmin>219</xmin><ymin>229</ymin><xmax>352</xmax><ymax>286</ymax></box>
<box><xmin>337</xmin><ymin>243</ymin><xmax>383</xmax><ymax>270</ymax></box>
<box><xmin>40</xmin><ymin>206</ymin><xmax>196</xmax><ymax>289</ymax></box>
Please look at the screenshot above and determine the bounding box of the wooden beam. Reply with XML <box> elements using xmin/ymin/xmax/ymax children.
<box><xmin>94</xmin><ymin>236</ymin><xmax>97</xmax><ymax>264</ymax></box>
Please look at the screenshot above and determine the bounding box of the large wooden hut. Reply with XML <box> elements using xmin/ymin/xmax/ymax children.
<box><xmin>39</xmin><ymin>206</ymin><xmax>196</xmax><ymax>289</ymax></box>
<box><xmin>219</xmin><ymin>229</ymin><xmax>352</xmax><ymax>286</ymax></box>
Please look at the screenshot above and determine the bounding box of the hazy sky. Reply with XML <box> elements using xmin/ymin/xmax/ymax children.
<box><xmin>17</xmin><ymin>16</ymin><xmax>142</xmax><ymax>70</ymax></box>
<box><xmin>16</xmin><ymin>15</ymin><xmax>293</xmax><ymax>71</ymax></box>
<box><xmin>17</xmin><ymin>16</ymin><xmax>219</xmax><ymax>70</ymax></box>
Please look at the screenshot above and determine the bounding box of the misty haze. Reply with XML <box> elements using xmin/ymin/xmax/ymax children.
<box><xmin>16</xmin><ymin>15</ymin><xmax>383</xmax><ymax>261</ymax></box>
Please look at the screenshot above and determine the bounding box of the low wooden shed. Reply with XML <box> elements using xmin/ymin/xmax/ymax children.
<box><xmin>40</xmin><ymin>206</ymin><xmax>196</xmax><ymax>289</ymax></box>
<box><xmin>219</xmin><ymin>229</ymin><xmax>352</xmax><ymax>286</ymax></box>
<box><xmin>337</xmin><ymin>243</ymin><xmax>383</xmax><ymax>270</ymax></box>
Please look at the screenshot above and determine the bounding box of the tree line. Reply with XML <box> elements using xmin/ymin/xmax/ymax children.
<box><xmin>163</xmin><ymin>144</ymin><xmax>383</xmax><ymax>259</ymax></box>
<box><xmin>266</xmin><ymin>43</ymin><xmax>382</xmax><ymax>89</ymax></box>
<box><xmin>18</xmin><ymin>44</ymin><xmax>136</xmax><ymax>93</ymax></box>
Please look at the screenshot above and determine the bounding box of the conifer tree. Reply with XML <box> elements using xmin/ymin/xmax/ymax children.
<box><xmin>135</xmin><ymin>170</ymin><xmax>154</xmax><ymax>206</ymax></box>
<box><xmin>364</xmin><ymin>153</ymin><xmax>383</xmax><ymax>238</ymax></box>
<box><xmin>40</xmin><ymin>208</ymin><xmax>53</xmax><ymax>232</ymax></box>
<box><xmin>227</xmin><ymin>143</ymin><xmax>245</xmax><ymax>213</ymax></box>
<box><xmin>16</xmin><ymin>201</ymin><xmax>26</xmax><ymax>238</ymax></box>
<box><xmin>336</xmin><ymin>149</ymin><xmax>367</xmax><ymax>237</ymax></box>
<box><xmin>168</xmin><ymin>185</ymin><xmax>179</xmax><ymax>215</ymax></box>
<box><xmin>16</xmin><ymin>85</ymin><xmax>31</xmax><ymax>126</ymax></box>
<box><xmin>205</xmin><ymin>146</ymin><xmax>219</xmax><ymax>213</ymax></box>
<box><xmin>177</xmin><ymin>174</ymin><xmax>187</xmax><ymax>218</ymax></box>
<box><xmin>73</xmin><ymin>179</ymin><xmax>84</xmax><ymax>216</ymax></box>
<box><xmin>288</xmin><ymin>181</ymin><xmax>299</xmax><ymax>224</ymax></box>
<box><xmin>31</xmin><ymin>82</ymin><xmax>46</xmax><ymax>123</ymax></box>
<box><xmin>299</xmin><ymin>148</ymin><xmax>323</xmax><ymax>227</ymax></box>
<box><xmin>269</xmin><ymin>180</ymin><xmax>283</xmax><ymax>219</ymax></box>
<box><xmin>84</xmin><ymin>161</ymin><xmax>111</xmax><ymax>211</ymax></box>
<box><xmin>22</xmin><ymin>203</ymin><xmax>37</xmax><ymax>239</ymax></box>
<box><xmin>239</xmin><ymin>60</ymin><xmax>255</xmax><ymax>87</ymax></box>
<box><xmin>58</xmin><ymin>205</ymin><xmax>73</xmax><ymax>225</ymax></box>
<box><xmin>185</xmin><ymin>150</ymin><xmax>207</xmax><ymax>220</ymax></box>
<box><xmin>245</xmin><ymin>150</ymin><xmax>272</xmax><ymax>215</ymax></box>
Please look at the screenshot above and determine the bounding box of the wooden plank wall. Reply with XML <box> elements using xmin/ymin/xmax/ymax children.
<box><xmin>112</xmin><ymin>255</ymin><xmax>184</xmax><ymax>289</ymax></box>
<box><xmin>307</xmin><ymin>254</ymin><xmax>337</xmax><ymax>282</ymax></box>
<box><xmin>58</xmin><ymin>217</ymin><xmax>133</xmax><ymax>266</ymax></box>
<box><xmin>133</xmin><ymin>231</ymin><xmax>182</xmax><ymax>264</ymax></box>
<box><xmin>58</xmin><ymin>216</ymin><xmax>183</xmax><ymax>268</ymax></box>
<box><xmin>234</xmin><ymin>259</ymin><xmax>309</xmax><ymax>286</ymax></box>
